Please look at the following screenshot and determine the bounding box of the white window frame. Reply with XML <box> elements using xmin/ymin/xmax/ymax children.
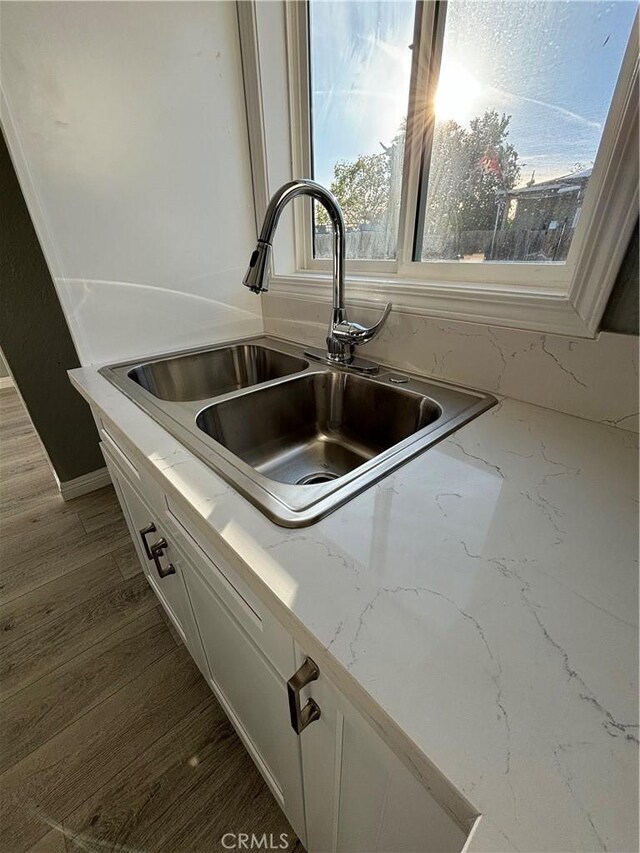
<box><xmin>238</xmin><ymin>0</ymin><xmax>638</xmax><ymax>338</ymax></box>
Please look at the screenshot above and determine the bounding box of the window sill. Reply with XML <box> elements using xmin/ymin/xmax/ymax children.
<box><xmin>269</xmin><ymin>271</ymin><xmax>592</xmax><ymax>338</ymax></box>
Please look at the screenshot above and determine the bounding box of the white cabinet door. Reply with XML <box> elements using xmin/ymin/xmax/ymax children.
<box><xmin>183</xmin><ymin>564</ymin><xmax>306</xmax><ymax>847</ymax></box>
<box><xmin>296</xmin><ymin>644</ymin><xmax>468</xmax><ymax>853</ymax></box>
<box><xmin>102</xmin><ymin>444</ymin><xmax>209</xmax><ymax>677</ymax></box>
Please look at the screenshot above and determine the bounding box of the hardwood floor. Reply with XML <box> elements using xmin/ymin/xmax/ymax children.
<box><xmin>0</xmin><ymin>387</ymin><xmax>301</xmax><ymax>853</ymax></box>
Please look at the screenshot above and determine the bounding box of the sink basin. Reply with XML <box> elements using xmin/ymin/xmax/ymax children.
<box><xmin>100</xmin><ymin>336</ymin><xmax>496</xmax><ymax>526</ymax></box>
<box><xmin>127</xmin><ymin>344</ymin><xmax>307</xmax><ymax>402</ymax></box>
<box><xmin>196</xmin><ymin>372</ymin><xmax>442</xmax><ymax>486</ymax></box>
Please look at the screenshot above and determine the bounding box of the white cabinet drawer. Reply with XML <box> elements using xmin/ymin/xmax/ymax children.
<box><xmin>98</xmin><ymin>418</ymin><xmax>165</xmax><ymax>516</ymax></box>
<box><xmin>164</xmin><ymin>498</ymin><xmax>295</xmax><ymax>679</ymax></box>
<box><xmin>101</xmin><ymin>443</ymin><xmax>151</xmax><ymax>576</ymax></box>
<box><xmin>100</xmin><ymin>423</ymin><xmax>141</xmax><ymax>484</ymax></box>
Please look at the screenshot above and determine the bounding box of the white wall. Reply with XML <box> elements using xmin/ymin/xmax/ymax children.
<box><xmin>1</xmin><ymin>1</ymin><xmax>262</xmax><ymax>365</ymax></box>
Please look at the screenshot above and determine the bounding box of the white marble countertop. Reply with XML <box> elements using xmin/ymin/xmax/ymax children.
<box><xmin>70</xmin><ymin>363</ymin><xmax>639</xmax><ymax>853</ymax></box>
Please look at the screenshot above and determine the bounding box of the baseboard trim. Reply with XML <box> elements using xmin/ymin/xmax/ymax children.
<box><xmin>59</xmin><ymin>466</ymin><xmax>112</xmax><ymax>501</ymax></box>
<box><xmin>0</xmin><ymin>376</ymin><xmax>14</xmax><ymax>390</ymax></box>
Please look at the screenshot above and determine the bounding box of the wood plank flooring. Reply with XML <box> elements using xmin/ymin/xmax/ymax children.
<box><xmin>0</xmin><ymin>387</ymin><xmax>301</xmax><ymax>853</ymax></box>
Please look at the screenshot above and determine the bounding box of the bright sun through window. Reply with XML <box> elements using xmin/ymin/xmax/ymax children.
<box><xmin>308</xmin><ymin>0</ymin><xmax>636</xmax><ymax>265</ymax></box>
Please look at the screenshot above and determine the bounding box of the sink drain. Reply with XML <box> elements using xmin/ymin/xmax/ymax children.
<box><xmin>295</xmin><ymin>471</ymin><xmax>340</xmax><ymax>486</ymax></box>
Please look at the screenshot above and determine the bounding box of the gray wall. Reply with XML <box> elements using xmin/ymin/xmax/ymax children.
<box><xmin>0</xmin><ymin>129</ymin><xmax>104</xmax><ymax>482</ymax></box>
<box><xmin>601</xmin><ymin>220</ymin><xmax>639</xmax><ymax>335</ymax></box>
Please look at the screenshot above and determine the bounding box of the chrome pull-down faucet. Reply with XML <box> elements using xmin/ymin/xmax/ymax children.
<box><xmin>243</xmin><ymin>179</ymin><xmax>391</xmax><ymax>373</ymax></box>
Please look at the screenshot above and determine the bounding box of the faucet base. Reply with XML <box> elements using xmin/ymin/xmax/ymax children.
<box><xmin>304</xmin><ymin>348</ymin><xmax>380</xmax><ymax>375</ymax></box>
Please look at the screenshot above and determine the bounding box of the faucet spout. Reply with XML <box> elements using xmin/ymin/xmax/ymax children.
<box><xmin>243</xmin><ymin>179</ymin><xmax>391</xmax><ymax>370</ymax></box>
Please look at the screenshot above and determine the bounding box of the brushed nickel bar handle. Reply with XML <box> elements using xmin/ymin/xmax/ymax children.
<box><xmin>287</xmin><ymin>657</ymin><xmax>321</xmax><ymax>735</ymax></box>
<box><xmin>139</xmin><ymin>523</ymin><xmax>157</xmax><ymax>560</ymax></box>
<box><xmin>149</xmin><ymin>537</ymin><xmax>176</xmax><ymax>579</ymax></box>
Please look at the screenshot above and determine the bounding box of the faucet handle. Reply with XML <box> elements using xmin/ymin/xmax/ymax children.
<box><xmin>332</xmin><ymin>302</ymin><xmax>392</xmax><ymax>346</ymax></box>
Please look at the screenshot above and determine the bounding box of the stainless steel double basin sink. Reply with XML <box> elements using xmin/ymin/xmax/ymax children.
<box><xmin>101</xmin><ymin>337</ymin><xmax>495</xmax><ymax>526</ymax></box>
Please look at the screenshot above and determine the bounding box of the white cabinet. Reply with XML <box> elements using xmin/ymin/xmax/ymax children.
<box><xmin>183</xmin><ymin>563</ymin><xmax>306</xmax><ymax>845</ymax></box>
<box><xmin>103</xmin><ymin>435</ymin><xmax>306</xmax><ymax>843</ymax></box>
<box><xmin>100</xmin><ymin>428</ymin><xmax>471</xmax><ymax>853</ymax></box>
<box><xmin>163</xmin><ymin>498</ymin><xmax>296</xmax><ymax>680</ymax></box>
<box><xmin>295</xmin><ymin>643</ymin><xmax>467</xmax><ymax>852</ymax></box>
<box><xmin>101</xmin><ymin>442</ymin><xmax>209</xmax><ymax>677</ymax></box>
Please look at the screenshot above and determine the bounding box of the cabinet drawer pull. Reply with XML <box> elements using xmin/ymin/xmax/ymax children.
<box><xmin>150</xmin><ymin>537</ymin><xmax>177</xmax><ymax>579</ymax></box>
<box><xmin>287</xmin><ymin>657</ymin><xmax>321</xmax><ymax>735</ymax></box>
<box><xmin>139</xmin><ymin>523</ymin><xmax>157</xmax><ymax>560</ymax></box>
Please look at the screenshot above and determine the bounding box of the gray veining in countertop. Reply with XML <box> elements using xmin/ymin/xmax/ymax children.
<box><xmin>70</xmin><ymin>365</ymin><xmax>639</xmax><ymax>853</ymax></box>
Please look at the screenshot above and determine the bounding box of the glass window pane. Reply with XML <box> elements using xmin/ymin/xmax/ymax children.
<box><xmin>309</xmin><ymin>0</ymin><xmax>416</xmax><ymax>260</ymax></box>
<box><xmin>416</xmin><ymin>0</ymin><xmax>636</xmax><ymax>264</ymax></box>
